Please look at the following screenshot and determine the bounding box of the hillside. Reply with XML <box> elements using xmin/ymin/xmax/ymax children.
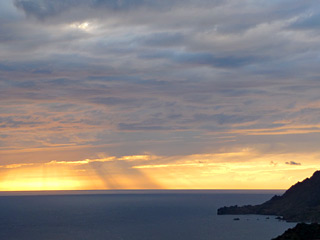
<box><xmin>217</xmin><ymin>171</ymin><xmax>320</xmax><ymax>222</ymax></box>
<box><xmin>272</xmin><ymin>223</ymin><xmax>320</xmax><ymax>240</ymax></box>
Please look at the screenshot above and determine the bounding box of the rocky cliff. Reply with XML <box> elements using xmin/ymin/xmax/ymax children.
<box><xmin>272</xmin><ymin>223</ymin><xmax>320</xmax><ymax>240</ymax></box>
<box><xmin>217</xmin><ymin>171</ymin><xmax>320</xmax><ymax>222</ymax></box>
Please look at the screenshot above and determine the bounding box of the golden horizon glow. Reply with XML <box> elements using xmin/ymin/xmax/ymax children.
<box><xmin>0</xmin><ymin>151</ymin><xmax>318</xmax><ymax>191</ymax></box>
<box><xmin>1</xmin><ymin>0</ymin><xmax>320</xmax><ymax>195</ymax></box>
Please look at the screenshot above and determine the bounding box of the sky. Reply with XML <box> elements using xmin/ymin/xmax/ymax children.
<box><xmin>1</xmin><ymin>0</ymin><xmax>320</xmax><ymax>191</ymax></box>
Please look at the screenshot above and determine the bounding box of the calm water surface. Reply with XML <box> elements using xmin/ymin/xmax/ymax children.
<box><xmin>0</xmin><ymin>190</ymin><xmax>295</xmax><ymax>240</ymax></box>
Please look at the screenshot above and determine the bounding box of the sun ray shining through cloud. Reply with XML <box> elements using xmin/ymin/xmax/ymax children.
<box><xmin>0</xmin><ymin>151</ymin><xmax>318</xmax><ymax>191</ymax></box>
<box><xmin>1</xmin><ymin>0</ymin><xmax>320</xmax><ymax>190</ymax></box>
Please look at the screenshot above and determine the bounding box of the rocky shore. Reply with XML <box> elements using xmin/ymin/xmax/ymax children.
<box><xmin>218</xmin><ymin>171</ymin><xmax>320</xmax><ymax>239</ymax></box>
<box><xmin>218</xmin><ymin>171</ymin><xmax>320</xmax><ymax>222</ymax></box>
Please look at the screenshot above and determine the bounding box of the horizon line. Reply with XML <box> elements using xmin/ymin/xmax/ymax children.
<box><xmin>0</xmin><ymin>189</ymin><xmax>286</xmax><ymax>196</ymax></box>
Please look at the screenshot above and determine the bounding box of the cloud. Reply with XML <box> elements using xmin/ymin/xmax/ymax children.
<box><xmin>46</xmin><ymin>154</ymin><xmax>157</xmax><ymax>165</ymax></box>
<box><xmin>14</xmin><ymin>0</ymin><xmax>84</xmax><ymax>20</ymax></box>
<box><xmin>89</xmin><ymin>97</ymin><xmax>144</xmax><ymax>107</ymax></box>
<box><xmin>45</xmin><ymin>154</ymin><xmax>162</xmax><ymax>189</ymax></box>
<box><xmin>172</xmin><ymin>52</ymin><xmax>264</xmax><ymax>69</ymax></box>
<box><xmin>1</xmin><ymin>147</ymin><xmax>319</xmax><ymax>190</ymax></box>
<box><xmin>118</xmin><ymin>123</ymin><xmax>172</xmax><ymax>131</ymax></box>
<box><xmin>289</xmin><ymin>12</ymin><xmax>320</xmax><ymax>30</ymax></box>
<box><xmin>285</xmin><ymin>161</ymin><xmax>301</xmax><ymax>166</ymax></box>
<box><xmin>13</xmin><ymin>0</ymin><xmax>225</xmax><ymax>21</ymax></box>
<box><xmin>193</xmin><ymin>113</ymin><xmax>258</xmax><ymax>125</ymax></box>
<box><xmin>0</xmin><ymin>163</ymin><xmax>34</xmax><ymax>169</ymax></box>
<box><xmin>46</xmin><ymin>157</ymin><xmax>115</xmax><ymax>165</ymax></box>
<box><xmin>1</xmin><ymin>0</ymin><xmax>320</xmax><ymax>182</ymax></box>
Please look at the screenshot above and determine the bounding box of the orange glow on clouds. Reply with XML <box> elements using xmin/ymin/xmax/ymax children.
<box><xmin>0</xmin><ymin>150</ymin><xmax>318</xmax><ymax>191</ymax></box>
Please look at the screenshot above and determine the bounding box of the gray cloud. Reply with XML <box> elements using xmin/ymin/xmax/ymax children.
<box><xmin>289</xmin><ymin>12</ymin><xmax>320</xmax><ymax>30</ymax></box>
<box><xmin>285</xmin><ymin>161</ymin><xmax>301</xmax><ymax>166</ymax></box>
<box><xmin>1</xmin><ymin>0</ymin><xmax>320</xmax><ymax>159</ymax></box>
<box><xmin>193</xmin><ymin>113</ymin><xmax>259</xmax><ymax>125</ymax></box>
<box><xmin>14</xmin><ymin>0</ymin><xmax>225</xmax><ymax>21</ymax></box>
<box><xmin>0</xmin><ymin>116</ymin><xmax>44</xmax><ymax>128</ymax></box>
<box><xmin>89</xmin><ymin>97</ymin><xmax>143</xmax><ymax>106</ymax></box>
<box><xmin>14</xmin><ymin>0</ymin><xmax>149</xmax><ymax>17</ymax></box>
<box><xmin>173</xmin><ymin>52</ymin><xmax>263</xmax><ymax>69</ymax></box>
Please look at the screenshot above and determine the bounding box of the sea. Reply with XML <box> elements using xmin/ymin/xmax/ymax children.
<box><xmin>0</xmin><ymin>190</ymin><xmax>296</xmax><ymax>240</ymax></box>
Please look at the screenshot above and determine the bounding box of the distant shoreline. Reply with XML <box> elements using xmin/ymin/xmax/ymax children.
<box><xmin>0</xmin><ymin>189</ymin><xmax>286</xmax><ymax>196</ymax></box>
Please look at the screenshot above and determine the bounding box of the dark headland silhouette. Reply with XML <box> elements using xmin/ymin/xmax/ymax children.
<box><xmin>218</xmin><ymin>171</ymin><xmax>320</xmax><ymax>222</ymax></box>
<box><xmin>218</xmin><ymin>171</ymin><xmax>320</xmax><ymax>239</ymax></box>
<box><xmin>272</xmin><ymin>223</ymin><xmax>320</xmax><ymax>240</ymax></box>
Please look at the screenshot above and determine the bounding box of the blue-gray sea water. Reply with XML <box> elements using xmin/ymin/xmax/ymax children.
<box><xmin>0</xmin><ymin>190</ymin><xmax>295</xmax><ymax>240</ymax></box>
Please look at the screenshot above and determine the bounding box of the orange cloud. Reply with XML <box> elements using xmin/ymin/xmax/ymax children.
<box><xmin>0</xmin><ymin>151</ymin><xmax>319</xmax><ymax>191</ymax></box>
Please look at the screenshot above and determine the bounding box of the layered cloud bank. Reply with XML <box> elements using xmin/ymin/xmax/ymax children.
<box><xmin>1</xmin><ymin>0</ymin><xmax>320</xmax><ymax>190</ymax></box>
